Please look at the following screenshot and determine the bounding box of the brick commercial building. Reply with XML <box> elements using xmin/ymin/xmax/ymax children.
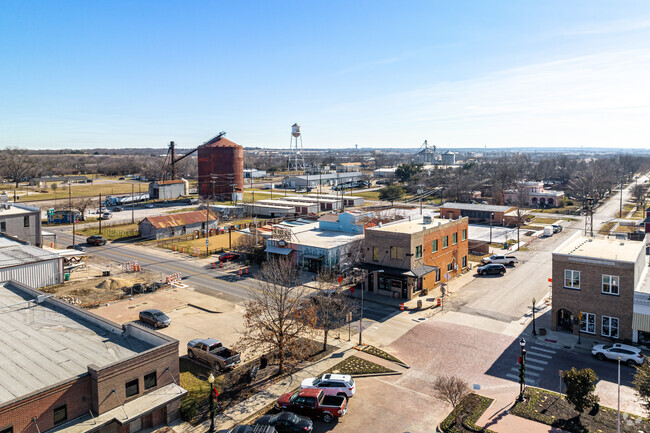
<box><xmin>551</xmin><ymin>234</ymin><xmax>647</xmax><ymax>343</ymax></box>
<box><xmin>138</xmin><ymin>210</ymin><xmax>219</xmax><ymax>239</ymax></box>
<box><xmin>439</xmin><ymin>202</ymin><xmax>520</xmax><ymax>226</ymax></box>
<box><xmin>361</xmin><ymin>215</ymin><xmax>469</xmax><ymax>300</ymax></box>
<box><xmin>0</xmin><ymin>281</ymin><xmax>185</xmax><ymax>433</ymax></box>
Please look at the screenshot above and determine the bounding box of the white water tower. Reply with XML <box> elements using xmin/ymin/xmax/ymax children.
<box><xmin>288</xmin><ymin>123</ymin><xmax>305</xmax><ymax>172</ymax></box>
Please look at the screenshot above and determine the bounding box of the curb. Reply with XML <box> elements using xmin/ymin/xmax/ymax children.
<box><xmin>187</xmin><ymin>303</ymin><xmax>222</xmax><ymax>314</ymax></box>
<box><xmin>351</xmin><ymin>371</ymin><xmax>402</xmax><ymax>378</ymax></box>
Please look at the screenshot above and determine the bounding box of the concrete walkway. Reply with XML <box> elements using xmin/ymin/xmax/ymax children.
<box><xmin>170</xmin><ymin>340</ymin><xmax>358</xmax><ymax>433</ymax></box>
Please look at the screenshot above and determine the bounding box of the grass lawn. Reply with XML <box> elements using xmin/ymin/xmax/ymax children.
<box><xmin>533</xmin><ymin>205</ymin><xmax>580</xmax><ymax>215</ymax></box>
<box><xmin>165</xmin><ymin>207</ymin><xmax>199</xmax><ymax>214</ymax></box>
<box><xmin>362</xmin><ymin>345</ymin><xmax>406</xmax><ymax>365</ymax></box>
<box><xmin>598</xmin><ymin>221</ymin><xmax>617</xmax><ymax>235</ymax></box>
<box><xmin>532</xmin><ymin>217</ymin><xmax>559</xmax><ymax>224</ymax></box>
<box><xmin>510</xmin><ymin>387</ymin><xmax>650</xmax><ymax>433</ymax></box>
<box><xmin>350</xmin><ymin>190</ymin><xmax>381</xmax><ymax>200</ymax></box>
<box><xmin>439</xmin><ymin>393</ymin><xmax>495</xmax><ymax>433</ymax></box>
<box><xmin>5</xmin><ymin>181</ymin><xmax>149</xmax><ymax>202</ymax></box>
<box><xmin>78</xmin><ymin>223</ymin><xmax>139</xmax><ymax>240</ymax></box>
<box><xmin>156</xmin><ymin>231</ymin><xmax>243</xmax><ymax>255</ymax></box>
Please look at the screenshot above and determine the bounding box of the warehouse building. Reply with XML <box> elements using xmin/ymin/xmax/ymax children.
<box><xmin>138</xmin><ymin>210</ymin><xmax>218</xmax><ymax>239</ymax></box>
<box><xmin>0</xmin><ymin>236</ymin><xmax>62</xmax><ymax>288</ymax></box>
<box><xmin>0</xmin><ymin>201</ymin><xmax>42</xmax><ymax>246</ymax></box>
<box><xmin>243</xmin><ymin>203</ymin><xmax>293</xmax><ymax>218</ymax></box>
<box><xmin>0</xmin><ymin>280</ymin><xmax>185</xmax><ymax>433</ymax></box>
<box><xmin>282</xmin><ymin>172</ymin><xmax>363</xmax><ymax>188</ymax></box>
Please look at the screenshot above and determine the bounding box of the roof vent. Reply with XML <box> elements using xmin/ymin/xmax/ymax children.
<box><xmin>620</xmin><ymin>242</ymin><xmax>625</xmax><ymax>246</ymax></box>
<box><xmin>378</xmin><ymin>222</ymin><xmax>383</xmax><ymax>228</ymax></box>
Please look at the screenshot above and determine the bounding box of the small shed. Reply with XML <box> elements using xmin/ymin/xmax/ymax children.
<box><xmin>149</xmin><ymin>180</ymin><xmax>187</xmax><ymax>200</ymax></box>
<box><xmin>138</xmin><ymin>210</ymin><xmax>218</xmax><ymax>239</ymax></box>
<box><xmin>0</xmin><ymin>238</ymin><xmax>62</xmax><ymax>287</ymax></box>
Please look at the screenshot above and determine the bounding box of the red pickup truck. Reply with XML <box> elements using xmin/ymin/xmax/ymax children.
<box><xmin>276</xmin><ymin>388</ymin><xmax>347</xmax><ymax>423</ymax></box>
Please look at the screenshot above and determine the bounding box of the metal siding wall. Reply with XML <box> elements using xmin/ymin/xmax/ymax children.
<box><xmin>0</xmin><ymin>260</ymin><xmax>60</xmax><ymax>288</ymax></box>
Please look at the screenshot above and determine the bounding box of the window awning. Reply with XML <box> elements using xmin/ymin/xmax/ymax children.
<box><xmin>633</xmin><ymin>313</ymin><xmax>650</xmax><ymax>332</ymax></box>
<box><xmin>265</xmin><ymin>246</ymin><xmax>293</xmax><ymax>255</ymax></box>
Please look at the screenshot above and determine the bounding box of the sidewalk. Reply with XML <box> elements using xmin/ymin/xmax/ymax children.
<box><xmin>170</xmin><ymin>340</ymin><xmax>358</xmax><ymax>433</ymax></box>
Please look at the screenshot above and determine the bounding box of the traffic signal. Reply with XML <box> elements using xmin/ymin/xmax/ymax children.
<box><xmin>350</xmin><ymin>286</ymin><xmax>354</xmax><ymax>293</ymax></box>
<box><xmin>211</xmin><ymin>387</ymin><xmax>219</xmax><ymax>404</ymax></box>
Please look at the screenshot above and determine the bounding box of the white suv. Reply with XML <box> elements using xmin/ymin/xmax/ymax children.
<box><xmin>592</xmin><ymin>343</ymin><xmax>645</xmax><ymax>367</ymax></box>
<box><xmin>300</xmin><ymin>373</ymin><xmax>356</xmax><ymax>398</ymax></box>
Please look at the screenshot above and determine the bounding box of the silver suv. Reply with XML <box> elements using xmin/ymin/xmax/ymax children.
<box><xmin>300</xmin><ymin>373</ymin><xmax>356</xmax><ymax>398</ymax></box>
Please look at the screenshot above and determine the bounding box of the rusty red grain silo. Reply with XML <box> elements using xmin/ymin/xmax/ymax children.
<box><xmin>198</xmin><ymin>135</ymin><xmax>244</xmax><ymax>201</ymax></box>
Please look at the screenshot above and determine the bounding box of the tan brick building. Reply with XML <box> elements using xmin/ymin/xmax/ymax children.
<box><xmin>0</xmin><ymin>281</ymin><xmax>186</xmax><ymax>433</ymax></box>
<box><xmin>551</xmin><ymin>234</ymin><xmax>646</xmax><ymax>343</ymax></box>
<box><xmin>362</xmin><ymin>215</ymin><xmax>469</xmax><ymax>300</ymax></box>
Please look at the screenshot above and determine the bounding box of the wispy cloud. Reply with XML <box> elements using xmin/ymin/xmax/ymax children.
<box><xmin>321</xmin><ymin>49</ymin><xmax>650</xmax><ymax>148</ymax></box>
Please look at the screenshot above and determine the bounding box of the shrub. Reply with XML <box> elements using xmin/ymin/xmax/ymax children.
<box><xmin>181</xmin><ymin>397</ymin><xmax>197</xmax><ymax>421</ymax></box>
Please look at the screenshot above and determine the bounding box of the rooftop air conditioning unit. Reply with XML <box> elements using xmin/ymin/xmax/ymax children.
<box><xmin>423</xmin><ymin>215</ymin><xmax>432</xmax><ymax>224</ymax></box>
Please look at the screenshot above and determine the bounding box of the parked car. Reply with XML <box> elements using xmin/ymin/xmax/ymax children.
<box><xmin>300</xmin><ymin>373</ymin><xmax>355</xmax><ymax>398</ymax></box>
<box><xmin>295</xmin><ymin>188</ymin><xmax>308</xmax><ymax>193</ymax></box>
<box><xmin>66</xmin><ymin>245</ymin><xmax>86</xmax><ymax>252</ymax></box>
<box><xmin>592</xmin><ymin>343</ymin><xmax>645</xmax><ymax>367</ymax></box>
<box><xmin>276</xmin><ymin>388</ymin><xmax>347</xmax><ymax>423</ymax></box>
<box><xmin>139</xmin><ymin>309</ymin><xmax>171</xmax><ymax>328</ymax></box>
<box><xmin>552</xmin><ymin>224</ymin><xmax>563</xmax><ymax>233</ymax></box>
<box><xmin>375</xmin><ymin>179</ymin><xmax>390</xmax><ymax>185</ymax></box>
<box><xmin>86</xmin><ymin>235</ymin><xmax>107</xmax><ymax>246</ymax></box>
<box><xmin>254</xmin><ymin>412</ymin><xmax>313</xmax><ymax>433</ymax></box>
<box><xmin>229</xmin><ymin>426</ymin><xmax>277</xmax><ymax>433</ymax></box>
<box><xmin>476</xmin><ymin>264</ymin><xmax>506</xmax><ymax>276</ymax></box>
<box><xmin>112</xmin><ymin>207</ymin><xmax>123</xmax><ymax>212</ymax></box>
<box><xmin>187</xmin><ymin>338</ymin><xmax>241</xmax><ymax>370</ymax></box>
<box><xmin>99</xmin><ymin>212</ymin><xmax>112</xmax><ymax>220</ymax></box>
<box><xmin>481</xmin><ymin>255</ymin><xmax>519</xmax><ymax>266</ymax></box>
<box><xmin>145</xmin><ymin>203</ymin><xmax>154</xmax><ymax>208</ymax></box>
<box><xmin>219</xmin><ymin>252</ymin><xmax>241</xmax><ymax>262</ymax></box>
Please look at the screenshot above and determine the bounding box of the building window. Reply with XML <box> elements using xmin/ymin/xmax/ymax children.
<box><xmin>564</xmin><ymin>270</ymin><xmax>580</xmax><ymax>290</ymax></box>
<box><xmin>447</xmin><ymin>263</ymin><xmax>453</xmax><ymax>272</ymax></box>
<box><xmin>602</xmin><ymin>316</ymin><xmax>619</xmax><ymax>338</ymax></box>
<box><xmin>435</xmin><ymin>269</ymin><xmax>441</xmax><ymax>282</ymax></box>
<box><xmin>580</xmin><ymin>312</ymin><xmax>596</xmax><ymax>334</ymax></box>
<box><xmin>452</xmin><ymin>233</ymin><xmax>457</xmax><ymax>245</ymax></box>
<box><xmin>462</xmin><ymin>256</ymin><xmax>467</xmax><ymax>267</ymax></box>
<box><xmin>432</xmin><ymin>239</ymin><xmax>438</xmax><ymax>252</ymax></box>
<box><xmin>373</xmin><ymin>246</ymin><xmax>378</xmax><ymax>261</ymax></box>
<box><xmin>53</xmin><ymin>405</ymin><xmax>67</xmax><ymax>425</ymax></box>
<box><xmin>0</xmin><ymin>222</ymin><xmax>5</xmax><ymax>232</ymax></box>
<box><xmin>24</xmin><ymin>216</ymin><xmax>30</xmax><ymax>227</ymax></box>
<box><xmin>125</xmin><ymin>379</ymin><xmax>139</xmax><ymax>398</ymax></box>
<box><xmin>462</xmin><ymin>229</ymin><xmax>467</xmax><ymax>241</ymax></box>
<box><xmin>144</xmin><ymin>372</ymin><xmax>157</xmax><ymax>390</ymax></box>
<box><xmin>602</xmin><ymin>275</ymin><xmax>619</xmax><ymax>295</ymax></box>
<box><xmin>415</xmin><ymin>245</ymin><xmax>422</xmax><ymax>259</ymax></box>
<box><xmin>443</xmin><ymin>236</ymin><xmax>448</xmax><ymax>248</ymax></box>
<box><xmin>390</xmin><ymin>246</ymin><xmax>403</xmax><ymax>259</ymax></box>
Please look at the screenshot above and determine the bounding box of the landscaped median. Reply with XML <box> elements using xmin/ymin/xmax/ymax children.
<box><xmin>510</xmin><ymin>387</ymin><xmax>650</xmax><ymax>433</ymax></box>
<box><xmin>438</xmin><ymin>393</ymin><xmax>495</xmax><ymax>433</ymax></box>
<box><xmin>360</xmin><ymin>345</ymin><xmax>409</xmax><ymax>368</ymax></box>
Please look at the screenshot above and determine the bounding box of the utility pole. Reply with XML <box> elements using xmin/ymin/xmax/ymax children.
<box><xmin>98</xmin><ymin>193</ymin><xmax>102</xmax><ymax>235</ymax></box>
<box><xmin>131</xmin><ymin>183</ymin><xmax>135</xmax><ymax>224</ymax></box>
<box><xmin>620</xmin><ymin>180</ymin><xmax>623</xmax><ymax>218</ymax></box>
<box><xmin>68</xmin><ymin>181</ymin><xmax>76</xmax><ymax>247</ymax></box>
<box><xmin>205</xmin><ymin>198</ymin><xmax>210</xmax><ymax>257</ymax></box>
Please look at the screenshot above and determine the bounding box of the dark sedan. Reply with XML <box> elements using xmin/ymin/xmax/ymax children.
<box><xmin>476</xmin><ymin>263</ymin><xmax>506</xmax><ymax>276</ymax></box>
<box><xmin>254</xmin><ymin>412</ymin><xmax>313</xmax><ymax>433</ymax></box>
<box><xmin>139</xmin><ymin>309</ymin><xmax>171</xmax><ymax>328</ymax></box>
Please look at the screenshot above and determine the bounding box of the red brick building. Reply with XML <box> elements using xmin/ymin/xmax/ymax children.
<box><xmin>440</xmin><ymin>202</ymin><xmax>520</xmax><ymax>226</ymax></box>
<box><xmin>362</xmin><ymin>215</ymin><xmax>469</xmax><ymax>300</ymax></box>
<box><xmin>0</xmin><ymin>281</ymin><xmax>185</xmax><ymax>433</ymax></box>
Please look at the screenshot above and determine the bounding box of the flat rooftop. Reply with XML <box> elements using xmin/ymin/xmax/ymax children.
<box><xmin>0</xmin><ymin>282</ymin><xmax>158</xmax><ymax>405</ymax></box>
<box><xmin>0</xmin><ymin>203</ymin><xmax>39</xmax><ymax>216</ymax></box>
<box><xmin>291</xmin><ymin>228</ymin><xmax>363</xmax><ymax>249</ymax></box>
<box><xmin>366</xmin><ymin>215</ymin><xmax>457</xmax><ymax>234</ymax></box>
<box><xmin>554</xmin><ymin>236</ymin><xmax>645</xmax><ymax>262</ymax></box>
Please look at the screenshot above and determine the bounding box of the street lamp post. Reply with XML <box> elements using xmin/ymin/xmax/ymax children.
<box><xmin>518</xmin><ymin>338</ymin><xmax>527</xmax><ymax>402</ymax></box>
<box><xmin>208</xmin><ymin>373</ymin><xmax>215</xmax><ymax>433</ymax></box>
<box><xmin>68</xmin><ymin>181</ymin><xmax>76</xmax><ymax>247</ymax></box>
<box><xmin>355</xmin><ymin>268</ymin><xmax>382</xmax><ymax>346</ymax></box>
<box><xmin>489</xmin><ymin>212</ymin><xmax>494</xmax><ymax>245</ymax></box>
<box><xmin>532</xmin><ymin>298</ymin><xmax>536</xmax><ymax>336</ymax></box>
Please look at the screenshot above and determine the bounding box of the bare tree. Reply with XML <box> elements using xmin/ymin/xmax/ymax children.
<box><xmin>307</xmin><ymin>270</ymin><xmax>356</xmax><ymax>351</ymax></box>
<box><xmin>0</xmin><ymin>147</ymin><xmax>37</xmax><ymax>187</ymax></box>
<box><xmin>50</xmin><ymin>183</ymin><xmax>58</xmax><ymax>193</ymax></box>
<box><xmin>72</xmin><ymin>197</ymin><xmax>95</xmax><ymax>220</ymax></box>
<box><xmin>632</xmin><ymin>184</ymin><xmax>648</xmax><ymax>208</ymax></box>
<box><xmin>233</xmin><ymin>232</ymin><xmax>265</xmax><ymax>265</ymax></box>
<box><xmin>236</xmin><ymin>257</ymin><xmax>314</xmax><ymax>373</ymax></box>
<box><xmin>433</xmin><ymin>375</ymin><xmax>471</xmax><ymax>425</ymax></box>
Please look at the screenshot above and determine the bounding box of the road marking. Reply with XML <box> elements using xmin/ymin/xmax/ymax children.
<box><xmin>530</xmin><ymin>346</ymin><xmax>556</xmax><ymax>354</ymax></box>
<box><xmin>525</xmin><ymin>350</ymin><xmax>553</xmax><ymax>359</ymax></box>
<box><xmin>525</xmin><ymin>357</ymin><xmax>549</xmax><ymax>365</ymax></box>
<box><xmin>506</xmin><ymin>373</ymin><xmax>521</xmax><ymax>381</ymax></box>
<box><xmin>526</xmin><ymin>364</ymin><xmax>544</xmax><ymax>371</ymax></box>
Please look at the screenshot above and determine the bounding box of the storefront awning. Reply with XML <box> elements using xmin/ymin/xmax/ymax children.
<box><xmin>633</xmin><ymin>313</ymin><xmax>650</xmax><ymax>332</ymax></box>
<box><xmin>358</xmin><ymin>263</ymin><xmax>437</xmax><ymax>278</ymax></box>
<box><xmin>265</xmin><ymin>246</ymin><xmax>293</xmax><ymax>255</ymax></box>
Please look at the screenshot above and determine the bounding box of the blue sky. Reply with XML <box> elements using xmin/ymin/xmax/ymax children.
<box><xmin>1</xmin><ymin>1</ymin><xmax>650</xmax><ymax>149</ymax></box>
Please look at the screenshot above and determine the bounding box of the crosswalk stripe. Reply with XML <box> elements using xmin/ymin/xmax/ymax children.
<box><xmin>525</xmin><ymin>357</ymin><xmax>549</xmax><ymax>365</ymax></box>
<box><xmin>526</xmin><ymin>350</ymin><xmax>552</xmax><ymax>359</ymax></box>
<box><xmin>531</xmin><ymin>346</ymin><xmax>556</xmax><ymax>354</ymax></box>
<box><xmin>526</xmin><ymin>364</ymin><xmax>544</xmax><ymax>371</ymax></box>
<box><xmin>506</xmin><ymin>373</ymin><xmax>520</xmax><ymax>381</ymax></box>
<box><xmin>526</xmin><ymin>371</ymin><xmax>540</xmax><ymax>377</ymax></box>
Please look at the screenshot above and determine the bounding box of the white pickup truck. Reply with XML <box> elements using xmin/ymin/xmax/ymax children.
<box><xmin>187</xmin><ymin>338</ymin><xmax>241</xmax><ymax>370</ymax></box>
<box><xmin>481</xmin><ymin>254</ymin><xmax>519</xmax><ymax>266</ymax></box>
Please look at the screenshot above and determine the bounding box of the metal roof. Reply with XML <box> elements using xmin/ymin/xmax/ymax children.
<box><xmin>285</xmin><ymin>172</ymin><xmax>363</xmax><ymax>181</ymax></box>
<box><xmin>0</xmin><ymin>245</ymin><xmax>60</xmax><ymax>269</ymax></box>
<box><xmin>140</xmin><ymin>210</ymin><xmax>218</xmax><ymax>229</ymax></box>
<box><xmin>154</xmin><ymin>180</ymin><xmax>185</xmax><ymax>185</ymax></box>
<box><xmin>441</xmin><ymin>202</ymin><xmax>514</xmax><ymax>213</ymax></box>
